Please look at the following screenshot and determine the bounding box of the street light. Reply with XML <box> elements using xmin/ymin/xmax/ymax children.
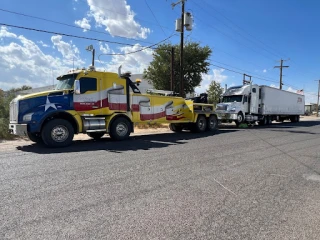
<box><xmin>86</xmin><ymin>45</ymin><xmax>95</xmax><ymax>67</ymax></box>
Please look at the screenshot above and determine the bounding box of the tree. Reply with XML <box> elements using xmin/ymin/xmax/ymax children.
<box><xmin>207</xmin><ymin>81</ymin><xmax>223</xmax><ymax>104</ymax></box>
<box><xmin>0</xmin><ymin>85</ymin><xmax>32</xmax><ymax>140</ymax></box>
<box><xmin>143</xmin><ymin>41</ymin><xmax>212</xmax><ymax>95</ymax></box>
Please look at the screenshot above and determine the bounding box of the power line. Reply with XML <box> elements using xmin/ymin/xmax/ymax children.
<box><xmin>200</xmin><ymin>0</ymin><xmax>287</xmax><ymax>59</ymax></box>
<box><xmin>0</xmin><ymin>22</ymin><xmax>139</xmax><ymax>47</ymax></box>
<box><xmin>210</xmin><ymin>63</ymin><xmax>279</xmax><ymax>84</ymax></box>
<box><xmin>144</xmin><ymin>0</ymin><xmax>167</xmax><ymax>36</ymax></box>
<box><xmin>190</xmin><ymin>0</ymin><xmax>281</xmax><ymax>59</ymax></box>
<box><xmin>0</xmin><ymin>22</ymin><xmax>176</xmax><ymax>53</ymax></box>
<box><xmin>97</xmin><ymin>34</ymin><xmax>176</xmax><ymax>59</ymax></box>
<box><xmin>0</xmin><ymin>7</ymin><xmax>157</xmax><ymax>45</ymax></box>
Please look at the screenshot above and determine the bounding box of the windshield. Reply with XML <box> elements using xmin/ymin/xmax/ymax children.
<box><xmin>55</xmin><ymin>75</ymin><xmax>77</xmax><ymax>90</ymax></box>
<box><xmin>222</xmin><ymin>95</ymin><xmax>243</xmax><ymax>103</ymax></box>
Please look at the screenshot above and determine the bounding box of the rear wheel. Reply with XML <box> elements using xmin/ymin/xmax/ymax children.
<box><xmin>109</xmin><ymin>117</ymin><xmax>131</xmax><ymax>141</ymax></box>
<box><xmin>41</xmin><ymin>119</ymin><xmax>74</xmax><ymax>147</ymax></box>
<box><xmin>27</xmin><ymin>132</ymin><xmax>43</xmax><ymax>144</ymax></box>
<box><xmin>207</xmin><ymin>115</ymin><xmax>218</xmax><ymax>132</ymax></box>
<box><xmin>169</xmin><ymin>123</ymin><xmax>183</xmax><ymax>132</ymax></box>
<box><xmin>193</xmin><ymin>115</ymin><xmax>207</xmax><ymax>133</ymax></box>
<box><xmin>87</xmin><ymin>132</ymin><xmax>105</xmax><ymax>140</ymax></box>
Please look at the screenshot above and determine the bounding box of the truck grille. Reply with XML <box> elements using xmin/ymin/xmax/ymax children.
<box><xmin>9</xmin><ymin>100</ymin><xmax>18</xmax><ymax>123</ymax></box>
<box><xmin>216</xmin><ymin>104</ymin><xmax>228</xmax><ymax>111</ymax></box>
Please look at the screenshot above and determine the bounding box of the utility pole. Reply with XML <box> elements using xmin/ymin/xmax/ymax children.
<box><xmin>316</xmin><ymin>80</ymin><xmax>320</xmax><ymax>117</ymax></box>
<box><xmin>180</xmin><ymin>1</ymin><xmax>185</xmax><ymax>97</ymax></box>
<box><xmin>171</xmin><ymin>47</ymin><xmax>174</xmax><ymax>93</ymax></box>
<box><xmin>274</xmin><ymin>59</ymin><xmax>289</xmax><ymax>90</ymax></box>
<box><xmin>172</xmin><ymin>0</ymin><xmax>189</xmax><ymax>97</ymax></box>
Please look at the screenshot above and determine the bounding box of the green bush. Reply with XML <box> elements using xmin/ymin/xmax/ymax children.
<box><xmin>0</xmin><ymin>86</ymin><xmax>31</xmax><ymax>140</ymax></box>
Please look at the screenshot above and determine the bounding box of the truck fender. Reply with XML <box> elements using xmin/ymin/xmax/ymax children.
<box><xmin>37</xmin><ymin>110</ymin><xmax>80</xmax><ymax>134</ymax></box>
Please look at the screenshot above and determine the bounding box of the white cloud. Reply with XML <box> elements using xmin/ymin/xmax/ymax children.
<box><xmin>263</xmin><ymin>69</ymin><xmax>267</xmax><ymax>73</ymax></box>
<box><xmin>37</xmin><ymin>40</ymin><xmax>50</xmax><ymax>48</ymax></box>
<box><xmin>0</xmin><ymin>28</ymin><xmax>79</xmax><ymax>90</ymax></box>
<box><xmin>74</xmin><ymin>18</ymin><xmax>91</xmax><ymax>31</ymax></box>
<box><xmin>81</xmin><ymin>0</ymin><xmax>150</xmax><ymax>39</ymax></box>
<box><xmin>195</xmin><ymin>69</ymin><xmax>227</xmax><ymax>94</ymax></box>
<box><xmin>51</xmin><ymin>35</ymin><xmax>84</xmax><ymax>66</ymax></box>
<box><xmin>0</xmin><ymin>26</ymin><xmax>17</xmax><ymax>39</ymax></box>
<box><xmin>99</xmin><ymin>42</ymin><xmax>111</xmax><ymax>54</ymax></box>
<box><xmin>97</xmin><ymin>44</ymin><xmax>153</xmax><ymax>73</ymax></box>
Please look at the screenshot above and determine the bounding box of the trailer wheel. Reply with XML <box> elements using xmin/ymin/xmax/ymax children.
<box><xmin>194</xmin><ymin>115</ymin><xmax>207</xmax><ymax>132</ymax></box>
<box><xmin>87</xmin><ymin>132</ymin><xmax>105</xmax><ymax>140</ymax></box>
<box><xmin>41</xmin><ymin>119</ymin><xmax>74</xmax><ymax>147</ymax></box>
<box><xmin>169</xmin><ymin>123</ymin><xmax>183</xmax><ymax>132</ymax></box>
<box><xmin>109</xmin><ymin>117</ymin><xmax>131</xmax><ymax>141</ymax></box>
<box><xmin>207</xmin><ymin>115</ymin><xmax>218</xmax><ymax>132</ymax></box>
<box><xmin>27</xmin><ymin>132</ymin><xmax>43</xmax><ymax>144</ymax></box>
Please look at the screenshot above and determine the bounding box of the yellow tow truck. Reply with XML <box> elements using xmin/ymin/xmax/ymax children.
<box><xmin>8</xmin><ymin>66</ymin><xmax>218</xmax><ymax>147</ymax></box>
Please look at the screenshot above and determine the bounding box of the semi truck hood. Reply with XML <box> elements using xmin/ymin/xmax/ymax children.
<box><xmin>12</xmin><ymin>89</ymin><xmax>74</xmax><ymax>123</ymax></box>
<box><xmin>216</xmin><ymin>102</ymin><xmax>242</xmax><ymax>112</ymax></box>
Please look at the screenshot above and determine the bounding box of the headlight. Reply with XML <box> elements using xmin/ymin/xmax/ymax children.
<box><xmin>23</xmin><ymin>112</ymin><xmax>34</xmax><ymax>122</ymax></box>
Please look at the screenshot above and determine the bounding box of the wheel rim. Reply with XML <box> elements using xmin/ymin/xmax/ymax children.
<box><xmin>51</xmin><ymin>125</ymin><xmax>69</xmax><ymax>142</ymax></box>
<box><xmin>237</xmin><ymin>114</ymin><xmax>243</xmax><ymax>122</ymax></box>
<box><xmin>198</xmin><ymin>118</ymin><xmax>206</xmax><ymax>130</ymax></box>
<box><xmin>209</xmin><ymin>117</ymin><xmax>216</xmax><ymax>129</ymax></box>
<box><xmin>116</xmin><ymin>123</ymin><xmax>128</xmax><ymax>137</ymax></box>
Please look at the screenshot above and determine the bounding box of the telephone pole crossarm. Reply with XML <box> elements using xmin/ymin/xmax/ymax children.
<box><xmin>274</xmin><ymin>59</ymin><xmax>289</xmax><ymax>90</ymax></box>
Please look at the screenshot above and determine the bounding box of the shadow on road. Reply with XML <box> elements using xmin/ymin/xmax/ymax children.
<box><xmin>16</xmin><ymin>129</ymin><xmax>237</xmax><ymax>154</ymax></box>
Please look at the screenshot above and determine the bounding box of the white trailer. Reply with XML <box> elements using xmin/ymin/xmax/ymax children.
<box><xmin>216</xmin><ymin>83</ymin><xmax>305</xmax><ymax>126</ymax></box>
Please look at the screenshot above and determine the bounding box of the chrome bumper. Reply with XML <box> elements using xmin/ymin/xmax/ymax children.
<box><xmin>8</xmin><ymin>123</ymin><xmax>28</xmax><ymax>136</ymax></box>
<box><xmin>216</xmin><ymin>112</ymin><xmax>238</xmax><ymax>120</ymax></box>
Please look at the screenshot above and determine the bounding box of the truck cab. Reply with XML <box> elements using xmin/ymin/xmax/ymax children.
<box><xmin>216</xmin><ymin>83</ymin><xmax>260</xmax><ymax>126</ymax></box>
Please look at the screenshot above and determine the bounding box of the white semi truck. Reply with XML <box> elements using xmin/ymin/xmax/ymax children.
<box><xmin>216</xmin><ymin>83</ymin><xmax>305</xmax><ymax>126</ymax></box>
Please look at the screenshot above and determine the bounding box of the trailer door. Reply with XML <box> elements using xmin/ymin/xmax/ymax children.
<box><xmin>250</xmin><ymin>86</ymin><xmax>259</xmax><ymax>114</ymax></box>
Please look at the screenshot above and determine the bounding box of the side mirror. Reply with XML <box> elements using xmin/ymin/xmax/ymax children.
<box><xmin>74</xmin><ymin>80</ymin><xmax>80</xmax><ymax>94</ymax></box>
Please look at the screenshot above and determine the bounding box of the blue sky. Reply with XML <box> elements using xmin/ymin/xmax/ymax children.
<box><xmin>0</xmin><ymin>0</ymin><xmax>319</xmax><ymax>103</ymax></box>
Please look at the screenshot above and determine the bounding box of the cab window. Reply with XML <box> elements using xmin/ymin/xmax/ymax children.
<box><xmin>79</xmin><ymin>77</ymin><xmax>97</xmax><ymax>94</ymax></box>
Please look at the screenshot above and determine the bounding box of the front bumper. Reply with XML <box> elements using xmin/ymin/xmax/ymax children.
<box><xmin>216</xmin><ymin>112</ymin><xmax>238</xmax><ymax>120</ymax></box>
<box><xmin>8</xmin><ymin>123</ymin><xmax>28</xmax><ymax>136</ymax></box>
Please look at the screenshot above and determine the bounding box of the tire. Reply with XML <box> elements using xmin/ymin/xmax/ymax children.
<box><xmin>109</xmin><ymin>117</ymin><xmax>131</xmax><ymax>141</ymax></box>
<box><xmin>41</xmin><ymin>119</ymin><xmax>74</xmax><ymax>147</ymax></box>
<box><xmin>169</xmin><ymin>123</ymin><xmax>183</xmax><ymax>132</ymax></box>
<box><xmin>235</xmin><ymin>112</ymin><xmax>244</xmax><ymax>126</ymax></box>
<box><xmin>87</xmin><ymin>132</ymin><xmax>105</xmax><ymax>140</ymax></box>
<box><xmin>290</xmin><ymin>115</ymin><xmax>300</xmax><ymax>123</ymax></box>
<box><xmin>193</xmin><ymin>115</ymin><xmax>207</xmax><ymax>133</ymax></box>
<box><xmin>207</xmin><ymin>115</ymin><xmax>218</xmax><ymax>132</ymax></box>
<box><xmin>27</xmin><ymin>132</ymin><xmax>43</xmax><ymax>144</ymax></box>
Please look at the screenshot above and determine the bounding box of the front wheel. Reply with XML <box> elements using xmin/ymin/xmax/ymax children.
<box><xmin>41</xmin><ymin>119</ymin><xmax>74</xmax><ymax>147</ymax></box>
<box><xmin>109</xmin><ymin>117</ymin><xmax>131</xmax><ymax>141</ymax></box>
<box><xmin>27</xmin><ymin>132</ymin><xmax>43</xmax><ymax>144</ymax></box>
<box><xmin>235</xmin><ymin>112</ymin><xmax>244</xmax><ymax>127</ymax></box>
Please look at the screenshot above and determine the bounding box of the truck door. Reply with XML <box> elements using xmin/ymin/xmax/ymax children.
<box><xmin>250</xmin><ymin>86</ymin><xmax>259</xmax><ymax>114</ymax></box>
<box><xmin>73</xmin><ymin>77</ymin><xmax>101</xmax><ymax>114</ymax></box>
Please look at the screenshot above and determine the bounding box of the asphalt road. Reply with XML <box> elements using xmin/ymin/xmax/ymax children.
<box><xmin>1</xmin><ymin>119</ymin><xmax>320</xmax><ymax>240</ymax></box>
